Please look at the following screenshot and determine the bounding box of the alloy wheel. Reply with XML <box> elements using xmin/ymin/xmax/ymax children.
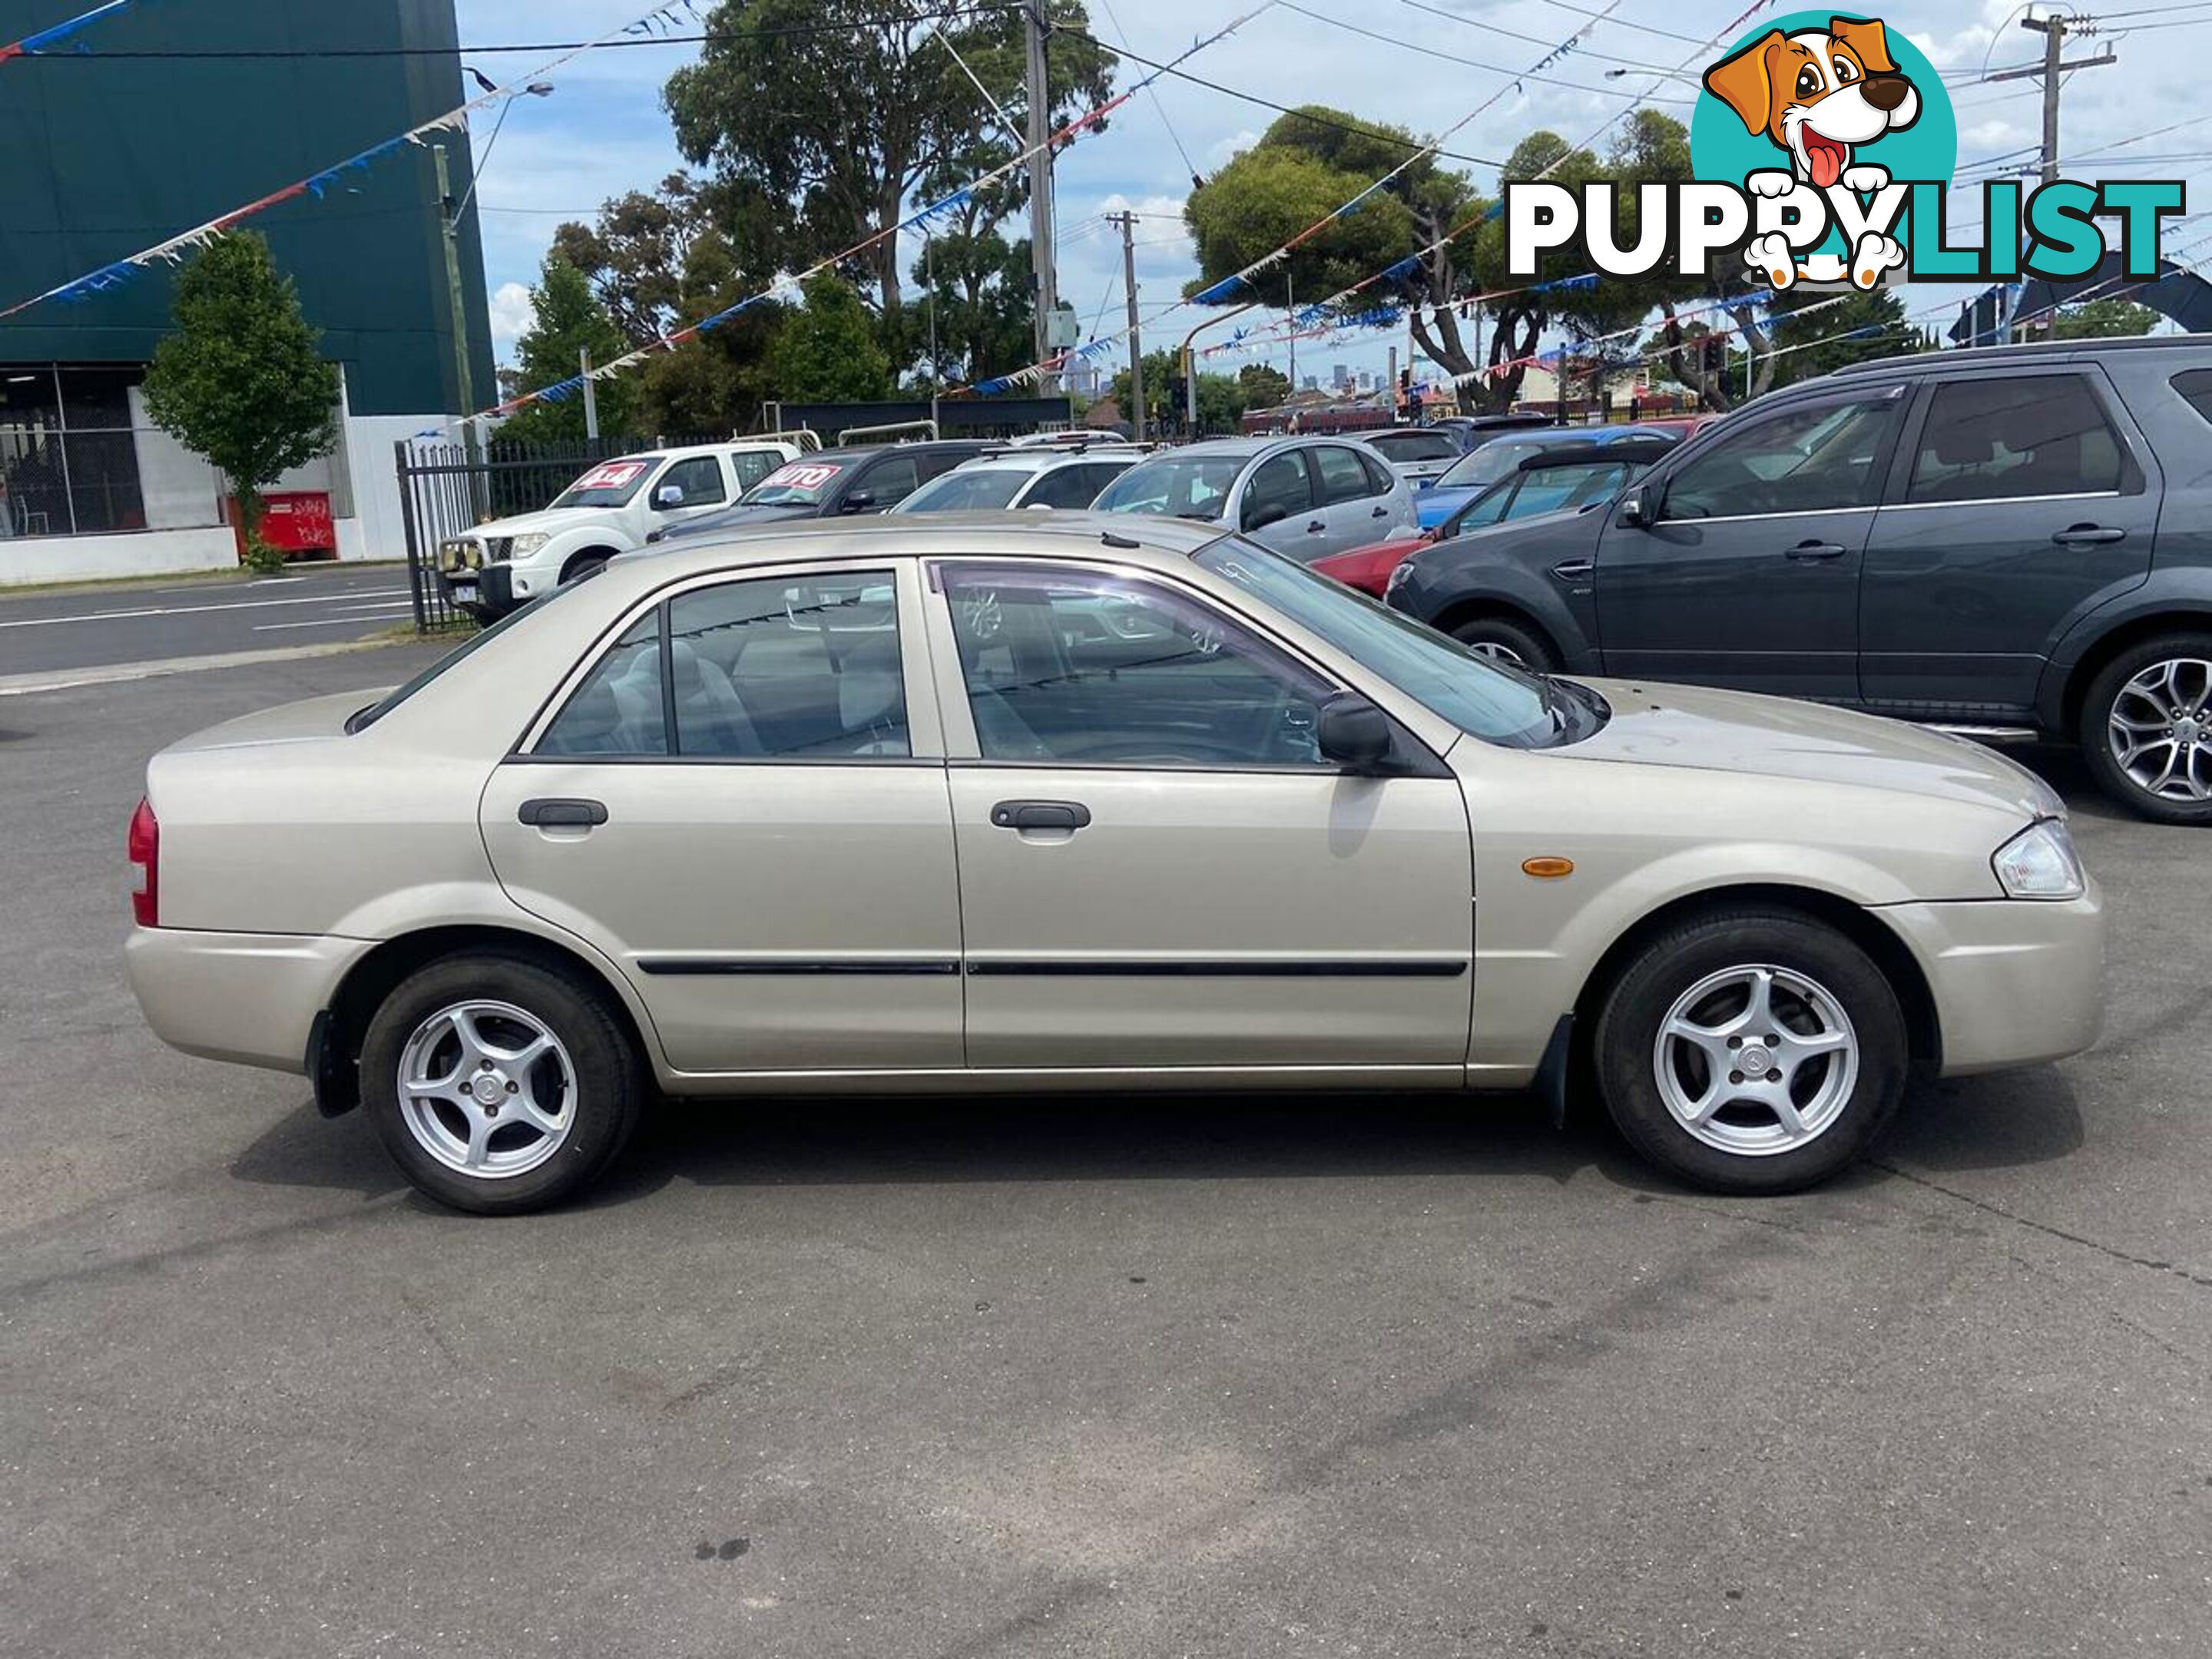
<box><xmin>2107</xmin><ymin>657</ymin><xmax>2212</xmax><ymax>803</ymax></box>
<box><xmin>396</xmin><ymin>1000</ymin><xmax>577</xmax><ymax>1179</ymax></box>
<box><xmin>1466</xmin><ymin>639</ymin><xmax>1526</xmax><ymax>666</ymax></box>
<box><xmin>1651</xmin><ymin>965</ymin><xmax>1859</xmax><ymax>1157</ymax></box>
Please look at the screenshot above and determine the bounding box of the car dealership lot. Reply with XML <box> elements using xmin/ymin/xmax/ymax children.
<box><xmin>3</xmin><ymin>648</ymin><xmax>2207</xmax><ymax>1657</ymax></box>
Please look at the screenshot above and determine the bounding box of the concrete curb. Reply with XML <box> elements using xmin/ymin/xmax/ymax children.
<box><xmin>0</xmin><ymin>638</ymin><xmax>414</xmax><ymax>697</ymax></box>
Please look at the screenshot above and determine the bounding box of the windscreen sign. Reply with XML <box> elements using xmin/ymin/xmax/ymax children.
<box><xmin>1505</xmin><ymin>12</ymin><xmax>2182</xmax><ymax>291</ymax></box>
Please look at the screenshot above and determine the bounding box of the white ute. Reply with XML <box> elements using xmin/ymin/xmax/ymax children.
<box><xmin>439</xmin><ymin>439</ymin><xmax>808</xmax><ymax>618</ymax></box>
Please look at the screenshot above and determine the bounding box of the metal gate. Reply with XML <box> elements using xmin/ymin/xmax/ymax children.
<box><xmin>394</xmin><ymin>436</ymin><xmax>649</xmax><ymax>631</ymax></box>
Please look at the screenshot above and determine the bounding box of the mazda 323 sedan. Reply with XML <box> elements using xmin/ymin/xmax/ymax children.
<box><xmin>127</xmin><ymin>515</ymin><xmax>2104</xmax><ymax>1213</ymax></box>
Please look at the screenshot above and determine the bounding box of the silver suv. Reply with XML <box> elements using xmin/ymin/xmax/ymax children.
<box><xmin>1093</xmin><ymin>435</ymin><xmax>1422</xmax><ymax>561</ymax></box>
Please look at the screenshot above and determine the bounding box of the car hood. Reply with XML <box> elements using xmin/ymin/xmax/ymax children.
<box><xmin>462</xmin><ymin>507</ymin><xmax>608</xmax><ymax>540</ymax></box>
<box><xmin>1570</xmin><ymin>677</ymin><xmax>2062</xmax><ymax>821</ymax></box>
<box><xmin>159</xmin><ymin>688</ymin><xmax>369</xmax><ymax>754</ymax></box>
<box><xmin>663</xmin><ymin>502</ymin><xmax>818</xmax><ymax>538</ymax></box>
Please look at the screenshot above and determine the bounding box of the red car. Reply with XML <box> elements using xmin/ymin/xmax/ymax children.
<box><xmin>1311</xmin><ymin>532</ymin><xmax>1428</xmax><ymax>598</ymax></box>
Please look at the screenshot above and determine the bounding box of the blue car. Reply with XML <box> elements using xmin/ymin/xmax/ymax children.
<box><xmin>1414</xmin><ymin>424</ymin><xmax>1687</xmax><ymax>529</ymax></box>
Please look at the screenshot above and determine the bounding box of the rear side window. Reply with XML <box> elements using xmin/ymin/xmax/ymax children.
<box><xmin>534</xmin><ymin>572</ymin><xmax>909</xmax><ymax>760</ymax></box>
<box><xmin>2173</xmin><ymin>369</ymin><xmax>2212</xmax><ymax>429</ymax></box>
<box><xmin>730</xmin><ymin>450</ymin><xmax>782</xmax><ymax>492</ymax></box>
<box><xmin>1907</xmin><ymin>375</ymin><xmax>2124</xmax><ymax>503</ymax></box>
<box><xmin>1314</xmin><ymin>445</ymin><xmax>1379</xmax><ymax>505</ymax></box>
<box><xmin>1359</xmin><ymin>450</ymin><xmax>1398</xmax><ymax>495</ymax></box>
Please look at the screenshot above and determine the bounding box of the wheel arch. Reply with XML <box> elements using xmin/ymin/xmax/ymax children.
<box><xmin>558</xmin><ymin>545</ymin><xmax>624</xmax><ymax>584</ymax></box>
<box><xmin>316</xmin><ymin>924</ymin><xmax>661</xmax><ymax>1116</ymax></box>
<box><xmin>2055</xmin><ymin>606</ymin><xmax>2212</xmax><ymax>738</ymax></box>
<box><xmin>1568</xmin><ymin>882</ymin><xmax>1942</xmax><ymax>1071</ymax></box>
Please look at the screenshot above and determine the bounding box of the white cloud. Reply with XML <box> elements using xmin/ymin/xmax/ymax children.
<box><xmin>488</xmin><ymin>281</ymin><xmax>535</xmax><ymax>353</ymax></box>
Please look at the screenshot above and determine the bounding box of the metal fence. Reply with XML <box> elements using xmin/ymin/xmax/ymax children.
<box><xmin>394</xmin><ymin>435</ymin><xmax>664</xmax><ymax>631</ymax></box>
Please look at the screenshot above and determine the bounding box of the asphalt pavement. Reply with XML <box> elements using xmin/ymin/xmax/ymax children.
<box><xmin>2</xmin><ymin>647</ymin><xmax>2207</xmax><ymax>1658</ymax></box>
<box><xmin>0</xmin><ymin>562</ymin><xmax>417</xmax><ymax>677</ymax></box>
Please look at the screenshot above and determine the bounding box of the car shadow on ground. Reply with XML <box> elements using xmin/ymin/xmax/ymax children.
<box><xmin>227</xmin><ymin>1065</ymin><xmax>2085</xmax><ymax>1214</ymax></box>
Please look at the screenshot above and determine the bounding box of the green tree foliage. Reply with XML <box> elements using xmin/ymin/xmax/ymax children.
<box><xmin>1185</xmin><ymin>108</ymin><xmax>1485</xmax><ymax>398</ymax></box>
<box><xmin>909</xmin><ymin>217</ymin><xmax>1035</xmax><ymax>386</ymax></box>
<box><xmin>1237</xmin><ymin>362</ymin><xmax>1291</xmax><ymax>408</ymax></box>
<box><xmin>1108</xmin><ymin>349</ymin><xmax>1247</xmax><ymax>435</ymax></box>
<box><xmin>1764</xmin><ymin>286</ymin><xmax>1913</xmax><ymax>387</ymax></box>
<box><xmin>664</xmin><ymin>0</ymin><xmax>1114</xmax><ymax>319</ymax></box>
<box><xmin>498</xmin><ymin>254</ymin><xmax>637</xmax><ymax>443</ymax></box>
<box><xmin>770</xmin><ymin>274</ymin><xmax>893</xmax><ymax>401</ymax></box>
<box><xmin>2053</xmin><ymin>298</ymin><xmax>2160</xmax><ymax>339</ymax></box>
<box><xmin>141</xmin><ymin>232</ymin><xmax>339</xmax><ymax>566</ymax></box>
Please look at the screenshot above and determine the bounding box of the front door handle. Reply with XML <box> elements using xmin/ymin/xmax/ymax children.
<box><xmin>2053</xmin><ymin>524</ymin><xmax>2127</xmax><ymax>545</ymax></box>
<box><xmin>518</xmin><ymin>797</ymin><xmax>608</xmax><ymax>828</ymax></box>
<box><xmin>1304</xmin><ymin>519</ymin><xmax>1327</xmax><ymax>534</ymax></box>
<box><xmin>990</xmin><ymin>799</ymin><xmax>1091</xmax><ymax>833</ymax></box>
<box><xmin>1371</xmin><ymin>505</ymin><xmax>1390</xmax><ymax>518</ymax></box>
<box><xmin>1785</xmin><ymin>541</ymin><xmax>1848</xmax><ymax>561</ymax></box>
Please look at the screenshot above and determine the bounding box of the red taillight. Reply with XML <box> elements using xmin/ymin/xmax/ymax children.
<box><xmin>127</xmin><ymin>796</ymin><xmax>159</xmax><ymax>928</ymax></box>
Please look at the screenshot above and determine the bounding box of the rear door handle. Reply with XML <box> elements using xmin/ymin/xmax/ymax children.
<box><xmin>2053</xmin><ymin>524</ymin><xmax>2127</xmax><ymax>545</ymax></box>
<box><xmin>1371</xmin><ymin>505</ymin><xmax>1390</xmax><ymax>518</ymax></box>
<box><xmin>518</xmin><ymin>797</ymin><xmax>608</xmax><ymax>828</ymax></box>
<box><xmin>990</xmin><ymin>799</ymin><xmax>1091</xmax><ymax>832</ymax></box>
<box><xmin>1785</xmin><ymin>541</ymin><xmax>1848</xmax><ymax>561</ymax></box>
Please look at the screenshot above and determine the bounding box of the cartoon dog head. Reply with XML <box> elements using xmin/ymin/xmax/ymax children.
<box><xmin>1703</xmin><ymin>16</ymin><xmax>1921</xmax><ymax>190</ymax></box>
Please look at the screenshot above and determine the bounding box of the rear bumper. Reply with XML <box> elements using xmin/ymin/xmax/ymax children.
<box><xmin>1877</xmin><ymin>887</ymin><xmax>2107</xmax><ymax>1076</ymax></box>
<box><xmin>127</xmin><ymin>927</ymin><xmax>375</xmax><ymax>1073</ymax></box>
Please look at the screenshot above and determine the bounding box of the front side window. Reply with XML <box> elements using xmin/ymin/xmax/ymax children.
<box><xmin>1661</xmin><ymin>397</ymin><xmax>1899</xmax><ymax>520</ymax></box>
<box><xmin>1024</xmin><ymin>462</ymin><xmax>1124</xmax><ymax>509</ymax></box>
<box><xmin>1241</xmin><ymin>451</ymin><xmax>1313</xmax><ymax>526</ymax></box>
<box><xmin>534</xmin><ymin>571</ymin><xmax>909</xmax><ymax>760</ymax></box>
<box><xmin>1906</xmin><ymin>375</ymin><xmax>2125</xmax><ymax>503</ymax></box>
<box><xmin>939</xmin><ymin>564</ymin><xmax>1336</xmax><ymax>768</ymax></box>
<box><xmin>853</xmin><ymin>455</ymin><xmax>921</xmax><ymax>508</ymax></box>
<box><xmin>658</xmin><ymin>455</ymin><xmax>726</xmax><ymax>508</ymax></box>
<box><xmin>1093</xmin><ymin>455</ymin><xmax>1247</xmax><ymax>521</ymax></box>
<box><xmin>1314</xmin><ymin>444</ymin><xmax>1380</xmax><ymax>505</ymax></box>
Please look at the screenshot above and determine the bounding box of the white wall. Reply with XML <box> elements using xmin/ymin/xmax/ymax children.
<box><xmin>0</xmin><ymin>524</ymin><xmax>237</xmax><ymax>584</ymax></box>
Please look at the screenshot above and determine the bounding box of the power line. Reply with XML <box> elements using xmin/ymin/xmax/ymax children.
<box><xmin>1397</xmin><ymin>0</ymin><xmax>1677</xmax><ymax>71</ymax></box>
<box><xmin>1094</xmin><ymin>0</ymin><xmax>1204</xmax><ymax>187</ymax></box>
<box><xmin>1538</xmin><ymin>0</ymin><xmax>1707</xmax><ymax>47</ymax></box>
<box><xmin>1273</xmin><ymin>0</ymin><xmax>1694</xmax><ymax>105</ymax></box>
<box><xmin>1056</xmin><ymin>24</ymin><xmax>1505</xmax><ymax>167</ymax></box>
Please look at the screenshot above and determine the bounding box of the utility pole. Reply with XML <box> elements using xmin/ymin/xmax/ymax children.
<box><xmin>1111</xmin><ymin>211</ymin><xmax>1144</xmax><ymax>441</ymax></box>
<box><xmin>1024</xmin><ymin>2</ymin><xmax>1059</xmax><ymax>392</ymax></box>
<box><xmin>580</xmin><ymin>349</ymin><xmax>599</xmax><ymax>441</ymax></box>
<box><xmin>1285</xmin><ymin>271</ymin><xmax>1296</xmax><ymax>398</ymax></box>
<box><xmin>431</xmin><ymin>144</ymin><xmax>477</xmax><ymax>436</ymax></box>
<box><xmin>1992</xmin><ymin>12</ymin><xmax>2117</xmax><ymax>336</ymax></box>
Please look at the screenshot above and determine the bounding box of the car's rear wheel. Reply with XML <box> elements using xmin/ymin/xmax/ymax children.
<box><xmin>359</xmin><ymin>953</ymin><xmax>643</xmax><ymax>1214</ymax></box>
<box><xmin>1591</xmin><ymin>910</ymin><xmax>1908</xmax><ymax>1194</ymax></box>
<box><xmin>1449</xmin><ymin>614</ymin><xmax>1558</xmax><ymax>672</ymax></box>
<box><xmin>2079</xmin><ymin>633</ymin><xmax>2212</xmax><ymax>824</ymax></box>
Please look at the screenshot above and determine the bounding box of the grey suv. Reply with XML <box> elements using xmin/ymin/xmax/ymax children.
<box><xmin>1386</xmin><ymin>337</ymin><xmax>2212</xmax><ymax>823</ymax></box>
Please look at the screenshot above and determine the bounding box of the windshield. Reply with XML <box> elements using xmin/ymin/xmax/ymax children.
<box><xmin>346</xmin><ymin>588</ymin><xmax>583</xmax><ymax>731</ymax></box>
<box><xmin>549</xmin><ymin>455</ymin><xmax>663</xmax><ymax>510</ymax></box>
<box><xmin>743</xmin><ymin>459</ymin><xmax>848</xmax><ymax>506</ymax></box>
<box><xmin>1434</xmin><ymin>439</ymin><xmax>1556</xmax><ymax>492</ymax></box>
<box><xmin>1093</xmin><ymin>455</ymin><xmax>1248</xmax><ymax>522</ymax></box>
<box><xmin>1194</xmin><ymin>536</ymin><xmax>1579</xmax><ymax>748</ymax></box>
<box><xmin>896</xmin><ymin>468</ymin><xmax>1028</xmax><ymax>512</ymax></box>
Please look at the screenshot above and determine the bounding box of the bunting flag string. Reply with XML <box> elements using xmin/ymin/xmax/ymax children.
<box><xmin>0</xmin><ymin>0</ymin><xmax>151</xmax><ymax>65</ymax></box>
<box><xmin>0</xmin><ymin>2</ymin><xmax>712</xmax><ymax>321</ymax></box>
<box><xmin>480</xmin><ymin>2</ymin><xmax>1279</xmax><ymax>423</ymax></box>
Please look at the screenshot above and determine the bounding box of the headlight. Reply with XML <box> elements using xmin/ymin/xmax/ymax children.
<box><xmin>509</xmin><ymin>531</ymin><xmax>552</xmax><ymax>558</ymax></box>
<box><xmin>439</xmin><ymin>538</ymin><xmax>479</xmax><ymax>569</ymax></box>
<box><xmin>1992</xmin><ymin>820</ymin><xmax>2085</xmax><ymax>900</ymax></box>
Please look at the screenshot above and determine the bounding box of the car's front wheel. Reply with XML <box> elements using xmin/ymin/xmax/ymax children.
<box><xmin>1449</xmin><ymin>614</ymin><xmax>1558</xmax><ymax>671</ymax></box>
<box><xmin>1591</xmin><ymin>909</ymin><xmax>1908</xmax><ymax>1194</ymax></box>
<box><xmin>2079</xmin><ymin>634</ymin><xmax>2212</xmax><ymax>824</ymax></box>
<box><xmin>359</xmin><ymin>953</ymin><xmax>644</xmax><ymax>1214</ymax></box>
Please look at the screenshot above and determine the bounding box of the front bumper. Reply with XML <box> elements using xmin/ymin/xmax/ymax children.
<box><xmin>1877</xmin><ymin>886</ymin><xmax>2107</xmax><ymax>1075</ymax></box>
<box><xmin>440</xmin><ymin>560</ymin><xmax>519</xmax><ymax>618</ymax></box>
<box><xmin>127</xmin><ymin>927</ymin><xmax>375</xmax><ymax>1074</ymax></box>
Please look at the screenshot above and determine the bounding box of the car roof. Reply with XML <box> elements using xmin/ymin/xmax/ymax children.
<box><xmin>950</xmin><ymin>448</ymin><xmax>1145</xmax><ymax>474</ymax></box>
<box><xmin>1827</xmin><ymin>336</ymin><xmax>2204</xmax><ymax>379</ymax></box>
<box><xmin>799</xmin><ymin>440</ymin><xmax>994</xmax><ymax>463</ymax></box>
<box><xmin>611</xmin><ymin>512</ymin><xmax>1224</xmax><ymax>583</ymax></box>
<box><xmin>1149</xmin><ymin>435</ymin><xmax>1370</xmax><ymax>461</ymax></box>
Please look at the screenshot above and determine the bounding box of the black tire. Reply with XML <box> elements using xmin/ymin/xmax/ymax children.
<box><xmin>359</xmin><ymin>953</ymin><xmax>643</xmax><ymax>1215</ymax></box>
<box><xmin>1449</xmin><ymin>614</ymin><xmax>1558</xmax><ymax>672</ymax></box>
<box><xmin>560</xmin><ymin>551</ymin><xmax>613</xmax><ymax>586</ymax></box>
<box><xmin>1590</xmin><ymin>909</ymin><xmax>1908</xmax><ymax>1195</ymax></box>
<box><xmin>2078</xmin><ymin>631</ymin><xmax>2212</xmax><ymax>825</ymax></box>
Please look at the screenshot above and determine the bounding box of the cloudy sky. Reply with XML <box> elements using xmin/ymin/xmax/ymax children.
<box><xmin>453</xmin><ymin>0</ymin><xmax>2206</xmax><ymax>385</ymax></box>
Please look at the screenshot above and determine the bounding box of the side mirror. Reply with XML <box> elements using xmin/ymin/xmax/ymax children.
<box><xmin>653</xmin><ymin>483</ymin><xmax>686</xmax><ymax>509</ymax></box>
<box><xmin>1316</xmin><ymin>693</ymin><xmax>1394</xmax><ymax>772</ymax></box>
<box><xmin>839</xmin><ymin>489</ymin><xmax>878</xmax><ymax>515</ymax></box>
<box><xmin>1244</xmin><ymin>502</ymin><xmax>1289</xmax><ymax>532</ymax></box>
<box><xmin>1617</xmin><ymin>488</ymin><xmax>1650</xmax><ymax>528</ymax></box>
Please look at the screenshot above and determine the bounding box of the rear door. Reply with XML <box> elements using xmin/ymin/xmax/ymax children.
<box><xmin>1594</xmin><ymin>386</ymin><xmax>1908</xmax><ymax>700</ymax></box>
<box><xmin>1859</xmin><ymin>367</ymin><xmax>2159</xmax><ymax>719</ymax></box>
<box><xmin>478</xmin><ymin>560</ymin><xmax>962</xmax><ymax>1076</ymax></box>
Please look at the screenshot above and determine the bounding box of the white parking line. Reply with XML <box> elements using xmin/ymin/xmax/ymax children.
<box><xmin>0</xmin><ymin>586</ymin><xmax>409</xmax><ymax>629</ymax></box>
<box><xmin>253</xmin><ymin>608</ymin><xmax>415</xmax><ymax>632</ymax></box>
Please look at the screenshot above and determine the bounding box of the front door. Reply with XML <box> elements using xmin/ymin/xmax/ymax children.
<box><xmin>1236</xmin><ymin>449</ymin><xmax>1327</xmax><ymax>561</ymax></box>
<box><xmin>1859</xmin><ymin>367</ymin><xmax>2159</xmax><ymax>717</ymax></box>
<box><xmin>478</xmin><ymin>561</ymin><xmax>963</xmax><ymax>1076</ymax></box>
<box><xmin>647</xmin><ymin>453</ymin><xmax>733</xmax><ymax>531</ymax></box>
<box><xmin>927</xmin><ymin>558</ymin><xmax>1473</xmax><ymax>1072</ymax></box>
<box><xmin>1594</xmin><ymin>386</ymin><xmax>1909</xmax><ymax>700</ymax></box>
